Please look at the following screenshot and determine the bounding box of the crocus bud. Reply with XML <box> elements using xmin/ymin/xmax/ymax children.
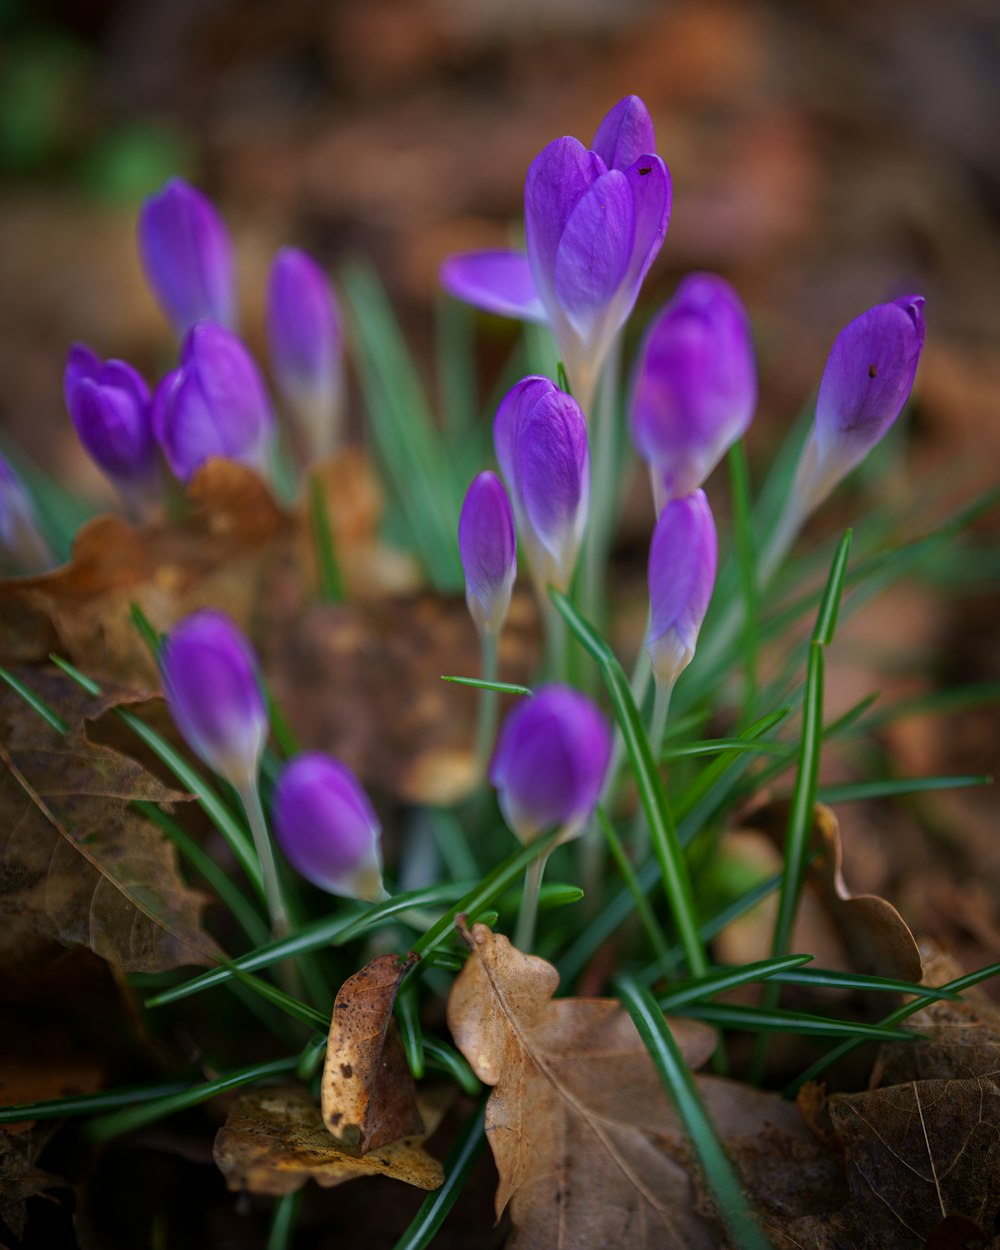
<box><xmin>490</xmin><ymin>685</ymin><xmax>612</xmax><ymax>843</ymax></box>
<box><xmin>138</xmin><ymin>178</ymin><xmax>237</xmax><ymax>337</ymax></box>
<box><xmin>441</xmin><ymin>96</ymin><xmax>670</xmax><ymax>410</ymax></box>
<box><xmin>273</xmin><ymin>753</ymin><xmax>385</xmax><ymax>902</ymax></box>
<box><xmin>266</xmin><ymin>248</ymin><xmax>344</xmax><ymax>461</ymax></box>
<box><xmin>629</xmin><ymin>274</ymin><xmax>757</xmax><ymax>509</ymax></box>
<box><xmin>152</xmin><ymin>321</ymin><xmax>274</xmax><ymax>483</ymax></box>
<box><xmin>64</xmin><ymin>344</ymin><xmax>160</xmax><ymax>519</ymax></box>
<box><xmin>794</xmin><ymin>295</ymin><xmax>925</xmax><ymax>512</ymax></box>
<box><xmin>0</xmin><ymin>453</ymin><xmax>54</xmax><ymax>574</ymax></box>
<box><xmin>494</xmin><ymin>376</ymin><xmax>588</xmax><ymax>594</ymax></box>
<box><xmin>459</xmin><ymin>471</ymin><xmax>516</xmax><ymax>637</ymax></box>
<box><xmin>159</xmin><ymin>609</ymin><xmax>269</xmax><ymax>789</ymax></box>
<box><xmin>646</xmin><ymin>490</ymin><xmax>717</xmax><ymax>690</ymax></box>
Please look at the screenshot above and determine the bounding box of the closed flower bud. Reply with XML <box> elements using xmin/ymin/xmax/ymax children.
<box><xmin>138</xmin><ymin>178</ymin><xmax>237</xmax><ymax>337</ymax></box>
<box><xmin>152</xmin><ymin>321</ymin><xmax>274</xmax><ymax>483</ymax></box>
<box><xmin>630</xmin><ymin>274</ymin><xmax>757</xmax><ymax>508</ymax></box>
<box><xmin>266</xmin><ymin>248</ymin><xmax>344</xmax><ymax>460</ymax></box>
<box><xmin>459</xmin><ymin>471</ymin><xmax>517</xmax><ymax>637</ymax></box>
<box><xmin>273</xmin><ymin>753</ymin><xmax>385</xmax><ymax>902</ymax></box>
<box><xmin>64</xmin><ymin>344</ymin><xmax>160</xmax><ymax>519</ymax></box>
<box><xmin>490</xmin><ymin>685</ymin><xmax>612</xmax><ymax>843</ymax></box>
<box><xmin>159</xmin><ymin>610</ymin><xmax>269</xmax><ymax>789</ymax></box>
<box><xmin>0</xmin><ymin>452</ymin><xmax>54</xmax><ymax>574</ymax></box>
<box><xmin>494</xmin><ymin>376</ymin><xmax>588</xmax><ymax>594</ymax></box>
<box><xmin>794</xmin><ymin>295</ymin><xmax>925</xmax><ymax>511</ymax></box>
<box><xmin>647</xmin><ymin>490</ymin><xmax>717</xmax><ymax>690</ymax></box>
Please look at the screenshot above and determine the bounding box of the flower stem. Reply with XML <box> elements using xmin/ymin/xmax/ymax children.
<box><xmin>237</xmin><ymin>780</ymin><xmax>289</xmax><ymax>939</ymax></box>
<box><xmin>514</xmin><ymin>851</ymin><xmax>551</xmax><ymax>952</ymax></box>
<box><xmin>474</xmin><ymin>631</ymin><xmax>499</xmax><ymax>777</ymax></box>
<box><xmin>580</xmin><ymin>340</ymin><xmax>621</xmax><ymax>632</ymax></box>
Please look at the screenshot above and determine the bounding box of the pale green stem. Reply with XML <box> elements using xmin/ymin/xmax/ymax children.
<box><xmin>474</xmin><ymin>631</ymin><xmax>500</xmax><ymax>777</ymax></box>
<box><xmin>580</xmin><ymin>340</ymin><xmax>622</xmax><ymax>630</ymax></box>
<box><xmin>514</xmin><ymin>851</ymin><xmax>551</xmax><ymax>952</ymax></box>
<box><xmin>237</xmin><ymin>780</ymin><xmax>289</xmax><ymax>939</ymax></box>
<box><xmin>541</xmin><ymin>590</ymin><xmax>568</xmax><ymax>683</ymax></box>
<box><xmin>631</xmin><ymin>680</ymin><xmax>672</xmax><ymax>863</ymax></box>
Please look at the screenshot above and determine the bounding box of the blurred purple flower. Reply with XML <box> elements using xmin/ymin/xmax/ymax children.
<box><xmin>794</xmin><ymin>295</ymin><xmax>926</xmax><ymax>510</ymax></box>
<box><xmin>647</xmin><ymin>490</ymin><xmax>717</xmax><ymax>690</ymax></box>
<box><xmin>493</xmin><ymin>376</ymin><xmax>589</xmax><ymax>594</ymax></box>
<box><xmin>152</xmin><ymin>321</ymin><xmax>274</xmax><ymax>483</ymax></box>
<box><xmin>441</xmin><ymin>96</ymin><xmax>670</xmax><ymax>408</ymax></box>
<box><xmin>629</xmin><ymin>274</ymin><xmax>757</xmax><ymax>509</ymax></box>
<box><xmin>273</xmin><ymin>753</ymin><xmax>385</xmax><ymax>901</ymax></box>
<box><xmin>64</xmin><ymin>343</ymin><xmax>160</xmax><ymax>518</ymax></box>
<box><xmin>490</xmin><ymin>685</ymin><xmax>612</xmax><ymax>843</ymax></box>
<box><xmin>0</xmin><ymin>452</ymin><xmax>54</xmax><ymax>574</ymax></box>
<box><xmin>266</xmin><ymin>247</ymin><xmax>344</xmax><ymax>460</ymax></box>
<box><xmin>159</xmin><ymin>609</ymin><xmax>269</xmax><ymax>789</ymax></box>
<box><xmin>459</xmin><ymin>471</ymin><xmax>517</xmax><ymax>637</ymax></box>
<box><xmin>138</xmin><ymin>178</ymin><xmax>237</xmax><ymax>337</ymax></box>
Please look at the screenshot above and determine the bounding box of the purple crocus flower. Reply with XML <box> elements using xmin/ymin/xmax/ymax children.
<box><xmin>441</xmin><ymin>96</ymin><xmax>670</xmax><ymax>409</ymax></box>
<box><xmin>159</xmin><ymin>609</ymin><xmax>269</xmax><ymax>789</ymax></box>
<box><xmin>793</xmin><ymin>295</ymin><xmax>926</xmax><ymax>511</ymax></box>
<box><xmin>647</xmin><ymin>490</ymin><xmax>718</xmax><ymax>690</ymax></box>
<box><xmin>493</xmin><ymin>376</ymin><xmax>589</xmax><ymax>593</ymax></box>
<box><xmin>490</xmin><ymin>685</ymin><xmax>612</xmax><ymax>843</ymax></box>
<box><xmin>152</xmin><ymin>321</ymin><xmax>274</xmax><ymax>484</ymax></box>
<box><xmin>63</xmin><ymin>343</ymin><xmax>160</xmax><ymax>519</ymax></box>
<box><xmin>138</xmin><ymin>178</ymin><xmax>237</xmax><ymax>337</ymax></box>
<box><xmin>266</xmin><ymin>247</ymin><xmax>344</xmax><ymax>460</ymax></box>
<box><xmin>0</xmin><ymin>452</ymin><xmax>54</xmax><ymax>574</ymax></box>
<box><xmin>273</xmin><ymin>753</ymin><xmax>385</xmax><ymax>902</ymax></box>
<box><xmin>459</xmin><ymin>471</ymin><xmax>517</xmax><ymax>637</ymax></box>
<box><xmin>630</xmin><ymin>274</ymin><xmax>757</xmax><ymax>509</ymax></box>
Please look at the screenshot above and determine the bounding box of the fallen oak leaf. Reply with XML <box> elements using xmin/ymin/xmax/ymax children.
<box><xmin>321</xmin><ymin>952</ymin><xmax>424</xmax><ymax>1154</ymax></box>
<box><xmin>447</xmin><ymin>920</ymin><xmax>720</xmax><ymax>1250</ymax></box>
<box><xmin>0</xmin><ymin>1123</ymin><xmax>67</xmax><ymax>1241</ymax></box>
<box><xmin>213</xmin><ymin>1083</ymin><xmax>448</xmax><ymax>1196</ymax></box>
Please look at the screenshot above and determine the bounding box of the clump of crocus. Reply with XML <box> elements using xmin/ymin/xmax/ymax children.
<box><xmin>441</xmin><ymin>95</ymin><xmax>670</xmax><ymax>410</ymax></box>
<box><xmin>63</xmin><ymin>344</ymin><xmax>161</xmax><ymax>521</ymax></box>
<box><xmin>629</xmin><ymin>274</ymin><xmax>757</xmax><ymax>510</ymax></box>
<box><xmin>491</xmin><ymin>684</ymin><xmax>611</xmax><ymax>949</ymax></box>
<box><xmin>152</xmin><ymin>321</ymin><xmax>274</xmax><ymax>484</ymax></box>
<box><xmin>273</xmin><ymin>753</ymin><xmax>385</xmax><ymax>902</ymax></box>
<box><xmin>138</xmin><ymin>178</ymin><xmax>236</xmax><ymax>337</ymax></box>
<box><xmin>0</xmin><ymin>452</ymin><xmax>54</xmax><ymax>574</ymax></box>
<box><xmin>160</xmin><ymin>609</ymin><xmax>287</xmax><ymax>933</ymax></box>
<box><xmin>267</xmin><ymin>247</ymin><xmax>344</xmax><ymax>462</ymax></box>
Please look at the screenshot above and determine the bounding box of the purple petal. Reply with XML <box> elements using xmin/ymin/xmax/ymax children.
<box><xmin>647</xmin><ymin>490</ymin><xmax>717</xmax><ymax>688</ymax></box>
<box><xmin>159</xmin><ymin>610</ymin><xmax>268</xmax><ymax>786</ymax></box>
<box><xmin>138</xmin><ymin>178</ymin><xmax>237</xmax><ymax>337</ymax></box>
<box><xmin>68</xmin><ymin>378</ymin><xmax>156</xmax><ymax>482</ymax></box>
<box><xmin>274</xmin><ymin>753</ymin><xmax>383</xmax><ymax>900</ymax></box>
<box><xmin>553</xmin><ymin>170</ymin><xmax>634</xmax><ymax>338</ymax></box>
<box><xmin>439</xmin><ymin>250</ymin><xmax>546</xmax><ymax>323</ymax></box>
<box><xmin>525</xmin><ymin>137</ymin><xmax>605</xmax><ymax>311</ymax></box>
<box><xmin>267</xmin><ymin>248</ymin><xmax>341</xmax><ymax>407</ymax></box>
<box><xmin>153</xmin><ymin>368</ymin><xmax>227</xmax><ymax>482</ymax></box>
<box><xmin>620</xmin><ymin>155</ymin><xmax>671</xmax><ymax>309</ymax></box>
<box><xmin>182</xmin><ymin>321</ymin><xmax>274</xmax><ymax>467</ymax></box>
<box><xmin>63</xmin><ymin>343</ymin><xmax>102</xmax><ymax>409</ymax></box>
<box><xmin>591</xmin><ymin>95</ymin><xmax>656</xmax><ymax>173</ymax></box>
<box><xmin>99</xmin><ymin>359</ymin><xmax>151</xmax><ymax>409</ymax></box>
<box><xmin>459</xmin><ymin>471</ymin><xmax>517</xmax><ymax>636</ymax></box>
<box><xmin>493</xmin><ymin>375</ymin><xmax>557</xmax><ymax>491</ymax></box>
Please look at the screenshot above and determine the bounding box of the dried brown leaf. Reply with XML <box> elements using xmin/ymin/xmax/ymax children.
<box><xmin>213</xmin><ymin>1083</ymin><xmax>447</xmax><ymax>1196</ymax></box>
<box><xmin>0</xmin><ymin>1125</ymin><xmax>65</xmax><ymax>1240</ymax></box>
<box><xmin>446</xmin><ymin>921</ymin><xmax>719</xmax><ymax>1250</ymax></box>
<box><xmin>0</xmin><ymin>666</ymin><xmax>219</xmax><ymax>972</ymax></box>
<box><xmin>321</xmin><ymin>953</ymin><xmax>424</xmax><ymax>1154</ymax></box>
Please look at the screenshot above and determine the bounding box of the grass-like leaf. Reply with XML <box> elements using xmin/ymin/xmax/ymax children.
<box><xmin>816</xmin><ymin>774</ymin><xmax>991</xmax><ymax>803</ymax></box>
<box><xmin>397</xmin><ymin>983</ymin><xmax>425</xmax><ymax>1079</ymax></box>
<box><xmin>617</xmin><ymin>976</ymin><xmax>772</xmax><ymax>1250</ymax></box>
<box><xmin>658</xmin><ymin>956</ymin><xmax>813</xmax><ymax>1011</ymax></box>
<box><xmin>770</xmin><ymin>966</ymin><xmax>960</xmax><ymax>999</ymax></box>
<box><xmin>441</xmin><ymin>675</ymin><xmax>533</xmax><ymax>697</ymax></box>
<box><xmin>727</xmin><ymin>441</ymin><xmax>759</xmax><ymax>717</ymax></box>
<box><xmin>662</xmin><ymin>738</ymin><xmax>788</xmax><ymax>761</ymax></box>
<box><xmin>597</xmin><ymin>806</ymin><xmax>676</xmax><ymax>979</ymax></box>
<box><xmin>0</xmin><ymin>1079</ymin><xmax>193</xmax><ymax>1125</ymax></box>
<box><xmin>0</xmin><ymin>665</ymin><xmax>69</xmax><ymax>733</ymax></box>
<box><xmin>392</xmin><ymin>1102</ymin><xmax>487</xmax><ymax>1250</ymax></box>
<box><xmin>423</xmin><ymin>1037</ymin><xmax>480</xmax><ymax>1096</ymax></box>
<box><xmin>676</xmin><ymin>1002</ymin><xmax>920</xmax><ymax>1041</ymax></box>
<box><xmin>308</xmin><ymin>472</ymin><xmax>345</xmax><ymax>602</ymax></box>
<box><xmin>267</xmin><ymin>1192</ymin><xmax>302</xmax><ymax>1250</ymax></box>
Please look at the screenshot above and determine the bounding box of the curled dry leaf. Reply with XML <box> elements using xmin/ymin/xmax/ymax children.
<box><xmin>321</xmin><ymin>952</ymin><xmax>424</xmax><ymax>1155</ymax></box>
<box><xmin>447</xmin><ymin>921</ymin><xmax>720</xmax><ymax>1250</ymax></box>
<box><xmin>213</xmin><ymin>1083</ymin><xmax>448</xmax><ymax>1197</ymax></box>
<box><xmin>0</xmin><ymin>665</ymin><xmax>219</xmax><ymax>973</ymax></box>
<box><xmin>0</xmin><ymin>1123</ymin><xmax>66</xmax><ymax>1240</ymax></box>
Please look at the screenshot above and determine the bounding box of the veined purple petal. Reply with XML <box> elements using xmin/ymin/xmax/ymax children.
<box><xmin>273</xmin><ymin>753</ymin><xmax>384</xmax><ymax>901</ymax></box>
<box><xmin>159</xmin><ymin>609</ymin><xmax>269</xmax><ymax>788</ymax></box>
<box><xmin>493</xmin><ymin>375</ymin><xmax>556</xmax><ymax>490</ymax></box>
<box><xmin>459</xmin><ymin>471</ymin><xmax>517</xmax><ymax>637</ymax></box>
<box><xmin>153</xmin><ymin>367</ymin><xmax>227</xmax><ymax>482</ymax></box>
<box><xmin>630</xmin><ymin>273</ymin><xmax>756</xmax><ymax>503</ymax></box>
<box><xmin>554</xmin><ymin>169</ymin><xmax>635</xmax><ymax>337</ymax></box>
<box><xmin>68</xmin><ymin>379</ymin><xmax>157</xmax><ymax>482</ymax></box>
<box><xmin>621</xmin><ymin>155</ymin><xmax>671</xmax><ymax>307</ymax></box>
<box><xmin>440</xmin><ymin>250</ymin><xmax>546</xmax><ymax>322</ymax></box>
<box><xmin>525</xmin><ymin>137</ymin><xmax>606</xmax><ymax>311</ymax></box>
<box><xmin>63</xmin><ymin>343</ymin><xmax>102</xmax><ymax>408</ymax></box>
<box><xmin>490</xmin><ymin>685</ymin><xmax>612</xmax><ymax>843</ymax></box>
<box><xmin>647</xmin><ymin>490</ymin><xmax>717</xmax><ymax>689</ymax></box>
<box><xmin>138</xmin><ymin>178</ymin><xmax>237</xmax><ymax>336</ymax></box>
<box><xmin>592</xmin><ymin>95</ymin><xmax>656</xmax><ymax>173</ymax></box>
